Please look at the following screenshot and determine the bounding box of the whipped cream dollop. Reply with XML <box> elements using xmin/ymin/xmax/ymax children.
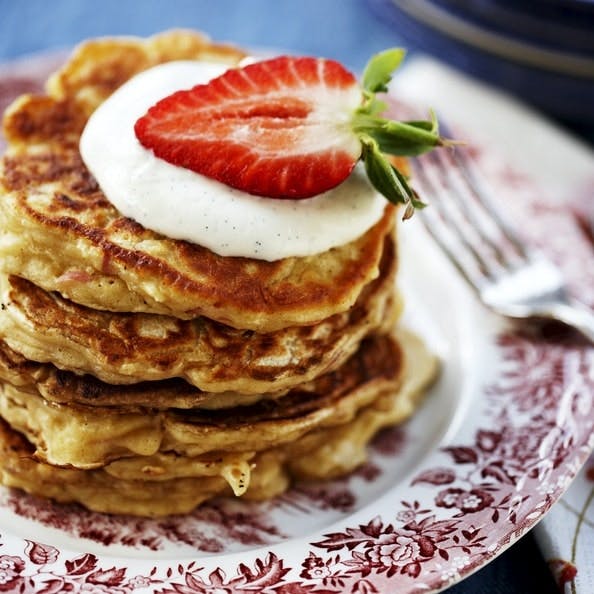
<box><xmin>80</xmin><ymin>60</ymin><xmax>386</xmax><ymax>261</ymax></box>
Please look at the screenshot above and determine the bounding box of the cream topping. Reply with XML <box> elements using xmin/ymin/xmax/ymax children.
<box><xmin>80</xmin><ymin>60</ymin><xmax>386</xmax><ymax>261</ymax></box>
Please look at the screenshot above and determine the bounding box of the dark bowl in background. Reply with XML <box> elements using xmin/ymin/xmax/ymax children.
<box><xmin>367</xmin><ymin>0</ymin><xmax>594</xmax><ymax>138</ymax></box>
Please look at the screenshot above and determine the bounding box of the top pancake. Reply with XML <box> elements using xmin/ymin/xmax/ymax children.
<box><xmin>0</xmin><ymin>30</ymin><xmax>396</xmax><ymax>331</ymax></box>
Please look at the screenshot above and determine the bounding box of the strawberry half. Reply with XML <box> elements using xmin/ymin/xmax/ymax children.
<box><xmin>135</xmin><ymin>50</ymin><xmax>448</xmax><ymax>212</ymax></box>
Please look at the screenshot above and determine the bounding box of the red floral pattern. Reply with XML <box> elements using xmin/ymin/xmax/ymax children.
<box><xmin>0</xmin><ymin>57</ymin><xmax>593</xmax><ymax>594</ymax></box>
<box><xmin>3</xmin><ymin>324</ymin><xmax>592</xmax><ymax>593</ymax></box>
<box><xmin>1</xmin><ymin>442</ymin><xmax>394</xmax><ymax>553</ymax></box>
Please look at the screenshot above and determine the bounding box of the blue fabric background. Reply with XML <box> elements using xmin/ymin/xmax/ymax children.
<box><xmin>0</xmin><ymin>0</ymin><xmax>400</xmax><ymax>71</ymax></box>
<box><xmin>0</xmin><ymin>1</ymin><xmax>565</xmax><ymax>592</ymax></box>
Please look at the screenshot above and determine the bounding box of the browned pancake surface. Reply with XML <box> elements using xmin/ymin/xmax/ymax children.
<box><xmin>0</xmin><ymin>328</ymin><xmax>438</xmax><ymax>516</ymax></box>
<box><xmin>0</xmin><ymin>31</ymin><xmax>395</xmax><ymax>331</ymax></box>
<box><xmin>0</xmin><ymin>234</ymin><xmax>398</xmax><ymax>393</ymax></box>
<box><xmin>0</xmin><ymin>332</ymin><xmax>408</xmax><ymax>471</ymax></box>
<box><xmin>0</xmin><ymin>329</ymin><xmax>402</xmax><ymax>413</ymax></box>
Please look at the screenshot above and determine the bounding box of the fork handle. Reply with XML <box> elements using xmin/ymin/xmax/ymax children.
<box><xmin>551</xmin><ymin>301</ymin><xmax>594</xmax><ymax>344</ymax></box>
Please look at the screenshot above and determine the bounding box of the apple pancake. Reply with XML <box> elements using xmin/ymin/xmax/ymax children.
<box><xmin>0</xmin><ymin>29</ymin><xmax>439</xmax><ymax>518</ymax></box>
<box><xmin>0</xmin><ymin>234</ymin><xmax>399</xmax><ymax>394</ymax></box>
<box><xmin>0</xmin><ymin>331</ymin><xmax>414</xmax><ymax>468</ymax></box>
<box><xmin>0</xmin><ymin>330</ymin><xmax>437</xmax><ymax>516</ymax></box>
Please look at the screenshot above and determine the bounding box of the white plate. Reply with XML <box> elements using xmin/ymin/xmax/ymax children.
<box><xmin>0</xmin><ymin>52</ymin><xmax>593</xmax><ymax>594</ymax></box>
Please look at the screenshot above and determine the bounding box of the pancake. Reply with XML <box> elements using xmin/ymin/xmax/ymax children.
<box><xmin>0</xmin><ymin>29</ymin><xmax>439</xmax><ymax>518</ymax></box>
<box><xmin>0</xmin><ymin>331</ymin><xmax>412</xmax><ymax>468</ymax></box>
<box><xmin>0</xmin><ymin>31</ymin><xmax>396</xmax><ymax>331</ymax></box>
<box><xmin>44</xmin><ymin>30</ymin><xmax>245</xmax><ymax>119</ymax></box>
<box><xmin>0</xmin><ymin>234</ymin><xmax>400</xmax><ymax>394</ymax></box>
<box><xmin>2</xmin><ymin>31</ymin><xmax>244</xmax><ymax>151</ymax></box>
<box><xmin>0</xmin><ymin>329</ymin><xmax>437</xmax><ymax>516</ymax></box>
<box><xmin>0</xmin><ymin>420</ymin><xmax>230</xmax><ymax>516</ymax></box>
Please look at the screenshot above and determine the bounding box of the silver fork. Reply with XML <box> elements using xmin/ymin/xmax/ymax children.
<box><xmin>411</xmin><ymin>128</ymin><xmax>594</xmax><ymax>344</ymax></box>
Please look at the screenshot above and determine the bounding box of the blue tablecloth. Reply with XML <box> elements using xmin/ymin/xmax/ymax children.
<box><xmin>0</xmin><ymin>2</ymin><xmax>568</xmax><ymax>593</ymax></box>
<box><xmin>0</xmin><ymin>0</ymin><xmax>400</xmax><ymax>71</ymax></box>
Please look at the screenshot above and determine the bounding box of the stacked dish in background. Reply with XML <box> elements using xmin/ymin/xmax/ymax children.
<box><xmin>368</xmin><ymin>0</ymin><xmax>594</xmax><ymax>132</ymax></box>
<box><xmin>0</xmin><ymin>31</ymin><xmax>437</xmax><ymax>517</ymax></box>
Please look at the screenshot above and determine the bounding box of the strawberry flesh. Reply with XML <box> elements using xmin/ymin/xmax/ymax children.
<box><xmin>134</xmin><ymin>56</ymin><xmax>363</xmax><ymax>199</ymax></box>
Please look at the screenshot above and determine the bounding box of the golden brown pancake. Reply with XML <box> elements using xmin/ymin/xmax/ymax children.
<box><xmin>45</xmin><ymin>30</ymin><xmax>246</xmax><ymax>119</ymax></box>
<box><xmin>0</xmin><ymin>419</ymin><xmax>230</xmax><ymax>516</ymax></box>
<box><xmin>0</xmin><ymin>31</ymin><xmax>396</xmax><ymax>331</ymax></box>
<box><xmin>0</xmin><ymin>234</ymin><xmax>400</xmax><ymax>394</ymax></box>
<box><xmin>0</xmin><ymin>329</ymin><xmax>437</xmax><ymax>516</ymax></box>
<box><xmin>0</xmin><ymin>30</ymin><xmax>437</xmax><ymax>518</ymax></box>
<box><xmin>0</xmin><ymin>331</ymin><xmax>408</xmax><ymax>468</ymax></box>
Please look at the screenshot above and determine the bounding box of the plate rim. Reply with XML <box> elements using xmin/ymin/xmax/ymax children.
<box><xmin>0</xmin><ymin>49</ymin><xmax>593</xmax><ymax>594</ymax></box>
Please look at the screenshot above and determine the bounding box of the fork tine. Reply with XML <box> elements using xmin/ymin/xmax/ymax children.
<box><xmin>411</xmin><ymin>118</ymin><xmax>538</xmax><ymax>293</ymax></box>
<box><xmin>425</xmin><ymin>148</ymin><xmax>511</xmax><ymax>271</ymax></box>
<box><xmin>417</xmin><ymin>196</ymin><xmax>487</xmax><ymax>291</ymax></box>
<box><xmin>438</xmin><ymin>122</ymin><xmax>529</xmax><ymax>262</ymax></box>
<box><xmin>412</xmin><ymin>156</ymin><xmax>495</xmax><ymax>290</ymax></box>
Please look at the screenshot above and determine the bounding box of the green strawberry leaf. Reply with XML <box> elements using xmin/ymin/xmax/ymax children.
<box><xmin>355</xmin><ymin>52</ymin><xmax>453</xmax><ymax>217</ymax></box>
<box><xmin>361</xmin><ymin>135</ymin><xmax>420</xmax><ymax>218</ymax></box>
<box><xmin>362</xmin><ymin>49</ymin><xmax>406</xmax><ymax>94</ymax></box>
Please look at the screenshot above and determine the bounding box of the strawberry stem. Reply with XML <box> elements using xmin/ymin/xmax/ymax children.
<box><xmin>360</xmin><ymin>135</ymin><xmax>424</xmax><ymax>219</ymax></box>
<box><xmin>353</xmin><ymin>114</ymin><xmax>444</xmax><ymax>156</ymax></box>
<box><xmin>355</xmin><ymin>50</ymin><xmax>451</xmax><ymax>216</ymax></box>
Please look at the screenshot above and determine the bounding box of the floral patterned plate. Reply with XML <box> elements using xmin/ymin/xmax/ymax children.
<box><xmin>0</xmin><ymin>53</ymin><xmax>593</xmax><ymax>594</ymax></box>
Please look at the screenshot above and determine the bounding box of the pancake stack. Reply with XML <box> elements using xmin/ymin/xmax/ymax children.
<box><xmin>0</xmin><ymin>31</ymin><xmax>437</xmax><ymax>516</ymax></box>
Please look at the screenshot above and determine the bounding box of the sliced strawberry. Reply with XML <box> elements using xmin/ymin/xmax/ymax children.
<box><xmin>135</xmin><ymin>50</ymin><xmax>450</xmax><ymax>212</ymax></box>
<box><xmin>134</xmin><ymin>56</ymin><xmax>363</xmax><ymax>199</ymax></box>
